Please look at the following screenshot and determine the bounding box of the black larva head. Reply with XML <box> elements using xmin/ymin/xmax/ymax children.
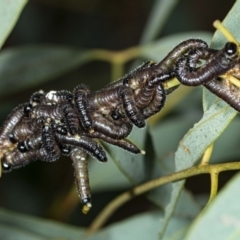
<box><xmin>24</xmin><ymin>103</ymin><xmax>32</xmax><ymax>115</ymax></box>
<box><xmin>224</xmin><ymin>42</ymin><xmax>238</xmax><ymax>58</ymax></box>
<box><xmin>31</xmin><ymin>92</ymin><xmax>43</xmax><ymax>103</ymax></box>
<box><xmin>111</xmin><ymin>110</ymin><xmax>121</xmax><ymax>120</ymax></box>
<box><xmin>56</xmin><ymin>126</ymin><xmax>68</xmax><ymax>135</ymax></box>
<box><xmin>83</xmin><ymin>120</ymin><xmax>92</xmax><ymax>129</ymax></box>
<box><xmin>8</xmin><ymin>133</ymin><xmax>17</xmax><ymax>143</ymax></box>
<box><xmin>17</xmin><ymin>142</ymin><xmax>27</xmax><ymax>153</ymax></box>
<box><xmin>60</xmin><ymin>145</ymin><xmax>71</xmax><ymax>155</ymax></box>
<box><xmin>2</xmin><ymin>160</ymin><xmax>12</xmax><ymax>172</ymax></box>
<box><xmin>81</xmin><ymin>197</ymin><xmax>92</xmax><ymax>205</ymax></box>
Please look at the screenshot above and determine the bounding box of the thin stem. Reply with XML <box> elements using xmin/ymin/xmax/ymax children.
<box><xmin>163</xmin><ymin>77</ymin><xmax>180</xmax><ymax>89</ymax></box>
<box><xmin>213</xmin><ymin>20</ymin><xmax>239</xmax><ymax>46</ymax></box>
<box><xmin>111</xmin><ymin>62</ymin><xmax>124</xmax><ymax>82</ymax></box>
<box><xmin>221</xmin><ymin>74</ymin><xmax>240</xmax><ymax>89</ymax></box>
<box><xmin>200</xmin><ymin>144</ymin><xmax>214</xmax><ymax>165</ymax></box>
<box><xmin>87</xmin><ymin>162</ymin><xmax>240</xmax><ymax>234</ymax></box>
<box><xmin>208</xmin><ymin>170</ymin><xmax>219</xmax><ymax>203</ymax></box>
<box><xmin>85</xmin><ymin>47</ymin><xmax>141</xmax><ymax>65</ymax></box>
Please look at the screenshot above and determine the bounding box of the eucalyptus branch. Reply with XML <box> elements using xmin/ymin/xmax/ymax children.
<box><xmin>87</xmin><ymin>161</ymin><xmax>240</xmax><ymax>234</ymax></box>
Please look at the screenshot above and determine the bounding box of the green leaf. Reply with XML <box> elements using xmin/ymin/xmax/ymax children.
<box><xmin>0</xmin><ymin>46</ymin><xmax>90</xmax><ymax>96</ymax></box>
<box><xmin>88</xmin><ymin>211</ymin><xmax>190</xmax><ymax>240</ymax></box>
<box><xmin>0</xmin><ymin>0</ymin><xmax>27</xmax><ymax>49</ymax></box>
<box><xmin>163</xmin><ymin>215</ymin><xmax>190</xmax><ymax>240</ymax></box>
<box><xmin>149</xmin><ymin>113</ymin><xmax>201</xmax><ymax>164</ymax></box>
<box><xmin>147</xmin><ymin>114</ymin><xmax>202</xmax><ymax>212</ymax></box>
<box><xmin>0</xmin><ymin>207</ymin><xmax>85</xmax><ymax>240</ymax></box>
<box><xmin>0</xmin><ymin>208</ymin><xmax>190</xmax><ymax>240</ymax></box>
<box><xmin>89</xmin><ymin>156</ymin><xmax>131</xmax><ymax>192</ymax></box>
<box><xmin>158</xmin><ymin>96</ymin><xmax>237</xmax><ymax>238</ymax></box>
<box><xmin>0</xmin><ymin>33</ymin><xmax>212</xmax><ymax>97</ymax></box>
<box><xmin>210</xmin><ymin>117</ymin><xmax>240</xmax><ymax>164</ymax></box>
<box><xmin>185</xmin><ymin>173</ymin><xmax>240</xmax><ymax>240</ymax></box>
<box><xmin>174</xmin><ymin>190</ymin><xmax>202</xmax><ymax>219</ymax></box>
<box><xmin>176</xmin><ymin>103</ymin><xmax>236</xmax><ymax>170</ymax></box>
<box><xmin>90</xmin><ymin>212</ymin><xmax>163</xmax><ymax>240</ymax></box>
<box><xmin>103</xmin><ymin>126</ymin><xmax>148</xmax><ymax>185</ymax></box>
<box><xmin>140</xmin><ymin>0</ymin><xmax>180</xmax><ymax>44</ymax></box>
<box><xmin>0</xmin><ymin>224</ymin><xmax>46</xmax><ymax>240</ymax></box>
<box><xmin>211</xmin><ymin>0</ymin><xmax>240</xmax><ymax>49</ymax></box>
<box><xmin>158</xmin><ymin>0</ymin><xmax>240</xmax><ymax>238</ymax></box>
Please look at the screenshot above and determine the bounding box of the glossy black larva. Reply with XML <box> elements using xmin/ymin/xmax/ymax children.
<box><xmin>175</xmin><ymin>42</ymin><xmax>240</xmax><ymax>86</ymax></box>
<box><xmin>1</xmin><ymin>38</ymin><xmax>240</xmax><ymax>213</ymax></box>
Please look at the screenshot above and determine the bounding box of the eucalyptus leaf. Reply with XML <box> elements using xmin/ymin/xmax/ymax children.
<box><xmin>149</xmin><ymin>114</ymin><xmax>201</xmax><ymax>164</ymax></box>
<box><xmin>103</xmin><ymin>126</ymin><xmax>148</xmax><ymax>185</ymax></box>
<box><xmin>174</xmin><ymin>190</ymin><xmax>201</xmax><ymax>219</ymax></box>
<box><xmin>0</xmin><ymin>33</ymin><xmax>212</xmax><ymax>97</ymax></box>
<box><xmin>0</xmin><ymin>0</ymin><xmax>27</xmax><ymax>49</ymax></box>
<box><xmin>158</xmin><ymin>93</ymin><xmax>237</xmax><ymax>238</ymax></box>
<box><xmin>140</xmin><ymin>0</ymin><xmax>180</xmax><ymax>44</ymax></box>
<box><xmin>210</xmin><ymin>117</ymin><xmax>240</xmax><ymax>164</ymax></box>
<box><xmin>0</xmin><ymin>46</ymin><xmax>90</xmax><ymax>96</ymax></box>
<box><xmin>158</xmin><ymin>0</ymin><xmax>240</xmax><ymax>238</ymax></box>
<box><xmin>185</xmin><ymin>173</ymin><xmax>240</xmax><ymax>240</ymax></box>
<box><xmin>175</xmin><ymin>103</ymin><xmax>236</xmax><ymax>170</ymax></box>
<box><xmin>88</xmin><ymin>212</ymin><xmax>162</xmax><ymax>240</ymax></box>
<box><xmin>0</xmin><ymin>207</ymin><xmax>190</xmax><ymax>240</ymax></box>
<box><xmin>88</xmin><ymin>211</ymin><xmax>190</xmax><ymax>240</ymax></box>
<box><xmin>0</xmin><ymin>208</ymin><xmax>85</xmax><ymax>239</ymax></box>
<box><xmin>211</xmin><ymin>0</ymin><xmax>240</xmax><ymax>49</ymax></box>
<box><xmin>0</xmin><ymin>224</ymin><xmax>45</xmax><ymax>240</ymax></box>
<box><xmin>147</xmin><ymin>115</ymin><xmax>202</xmax><ymax>212</ymax></box>
<box><xmin>89</xmin><ymin>156</ymin><xmax>131</xmax><ymax>193</ymax></box>
<box><xmin>163</xmin><ymin>215</ymin><xmax>190</xmax><ymax>240</ymax></box>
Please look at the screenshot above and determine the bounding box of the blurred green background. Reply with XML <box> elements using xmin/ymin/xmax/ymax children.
<box><xmin>0</xmin><ymin>0</ymin><xmax>237</xmax><ymax>229</ymax></box>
